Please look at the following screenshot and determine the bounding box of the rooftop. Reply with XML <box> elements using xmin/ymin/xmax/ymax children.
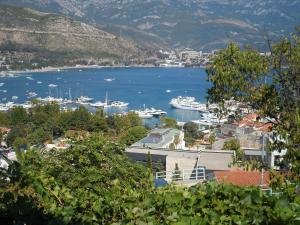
<box><xmin>214</xmin><ymin>169</ymin><xmax>269</xmax><ymax>187</ymax></box>
<box><xmin>131</xmin><ymin>128</ymin><xmax>181</xmax><ymax>149</ymax></box>
<box><xmin>233</xmin><ymin>114</ymin><xmax>273</xmax><ymax>133</ymax></box>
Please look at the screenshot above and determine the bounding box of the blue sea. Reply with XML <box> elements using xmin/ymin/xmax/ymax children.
<box><xmin>0</xmin><ymin>67</ymin><xmax>211</xmax><ymax>123</ymax></box>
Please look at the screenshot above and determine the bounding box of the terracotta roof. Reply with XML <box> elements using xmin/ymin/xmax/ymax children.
<box><xmin>245</xmin><ymin>114</ymin><xmax>259</xmax><ymax>120</ymax></box>
<box><xmin>214</xmin><ymin>169</ymin><xmax>269</xmax><ymax>187</ymax></box>
<box><xmin>257</xmin><ymin>123</ymin><xmax>273</xmax><ymax>132</ymax></box>
<box><xmin>233</xmin><ymin>114</ymin><xmax>273</xmax><ymax>132</ymax></box>
<box><xmin>0</xmin><ymin>127</ymin><xmax>10</xmax><ymax>133</ymax></box>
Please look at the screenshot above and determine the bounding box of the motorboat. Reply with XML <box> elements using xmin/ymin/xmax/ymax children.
<box><xmin>76</xmin><ymin>96</ymin><xmax>94</xmax><ymax>104</ymax></box>
<box><xmin>170</xmin><ymin>96</ymin><xmax>208</xmax><ymax>112</ymax></box>
<box><xmin>90</xmin><ymin>101</ymin><xmax>106</xmax><ymax>107</ymax></box>
<box><xmin>131</xmin><ymin>110</ymin><xmax>153</xmax><ymax>119</ymax></box>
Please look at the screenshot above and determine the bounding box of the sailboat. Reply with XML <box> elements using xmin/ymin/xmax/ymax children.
<box><xmin>104</xmin><ymin>92</ymin><xmax>128</xmax><ymax>108</ymax></box>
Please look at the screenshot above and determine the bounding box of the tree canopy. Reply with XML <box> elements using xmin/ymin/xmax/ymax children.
<box><xmin>206</xmin><ymin>28</ymin><xmax>300</xmax><ymax>174</ymax></box>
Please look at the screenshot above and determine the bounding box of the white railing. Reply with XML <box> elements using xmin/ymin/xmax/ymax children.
<box><xmin>155</xmin><ymin>167</ymin><xmax>205</xmax><ymax>182</ymax></box>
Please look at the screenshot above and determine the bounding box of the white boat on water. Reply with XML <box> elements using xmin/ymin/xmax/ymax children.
<box><xmin>104</xmin><ymin>78</ymin><xmax>115</xmax><ymax>82</ymax></box>
<box><xmin>76</xmin><ymin>96</ymin><xmax>94</xmax><ymax>104</ymax></box>
<box><xmin>48</xmin><ymin>84</ymin><xmax>58</xmax><ymax>88</ymax></box>
<box><xmin>102</xmin><ymin>92</ymin><xmax>128</xmax><ymax>108</ymax></box>
<box><xmin>21</xmin><ymin>102</ymin><xmax>34</xmax><ymax>109</ymax></box>
<box><xmin>131</xmin><ymin>110</ymin><xmax>153</xmax><ymax>119</ymax></box>
<box><xmin>37</xmin><ymin>96</ymin><xmax>63</xmax><ymax>103</ymax></box>
<box><xmin>131</xmin><ymin>107</ymin><xmax>166</xmax><ymax>119</ymax></box>
<box><xmin>27</xmin><ymin>92</ymin><xmax>38</xmax><ymax>98</ymax></box>
<box><xmin>109</xmin><ymin>101</ymin><xmax>128</xmax><ymax>108</ymax></box>
<box><xmin>26</xmin><ymin>76</ymin><xmax>34</xmax><ymax>81</ymax></box>
<box><xmin>144</xmin><ymin>108</ymin><xmax>166</xmax><ymax>117</ymax></box>
<box><xmin>90</xmin><ymin>101</ymin><xmax>106</xmax><ymax>107</ymax></box>
<box><xmin>0</xmin><ymin>102</ymin><xmax>16</xmax><ymax>111</ymax></box>
<box><xmin>12</xmin><ymin>96</ymin><xmax>19</xmax><ymax>100</ymax></box>
<box><xmin>0</xmin><ymin>83</ymin><xmax>4</xmax><ymax>87</ymax></box>
<box><xmin>192</xmin><ymin>113</ymin><xmax>227</xmax><ymax>126</ymax></box>
<box><xmin>170</xmin><ymin>96</ymin><xmax>208</xmax><ymax>112</ymax></box>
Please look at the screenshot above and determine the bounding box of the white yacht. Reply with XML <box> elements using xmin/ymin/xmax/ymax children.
<box><xmin>26</xmin><ymin>76</ymin><xmax>34</xmax><ymax>81</ymax></box>
<box><xmin>144</xmin><ymin>108</ymin><xmax>166</xmax><ymax>117</ymax></box>
<box><xmin>131</xmin><ymin>110</ymin><xmax>153</xmax><ymax>119</ymax></box>
<box><xmin>109</xmin><ymin>101</ymin><xmax>129</xmax><ymax>108</ymax></box>
<box><xmin>76</xmin><ymin>96</ymin><xmax>94</xmax><ymax>104</ymax></box>
<box><xmin>104</xmin><ymin>78</ymin><xmax>115</xmax><ymax>82</ymax></box>
<box><xmin>170</xmin><ymin>96</ymin><xmax>208</xmax><ymax>112</ymax></box>
<box><xmin>90</xmin><ymin>101</ymin><xmax>106</xmax><ymax>107</ymax></box>
<box><xmin>27</xmin><ymin>92</ymin><xmax>38</xmax><ymax>98</ymax></box>
<box><xmin>0</xmin><ymin>102</ymin><xmax>16</xmax><ymax>111</ymax></box>
<box><xmin>102</xmin><ymin>92</ymin><xmax>128</xmax><ymax>108</ymax></box>
<box><xmin>192</xmin><ymin>113</ymin><xmax>227</xmax><ymax>126</ymax></box>
<box><xmin>104</xmin><ymin>101</ymin><xmax>129</xmax><ymax>108</ymax></box>
<box><xmin>21</xmin><ymin>102</ymin><xmax>34</xmax><ymax>110</ymax></box>
<box><xmin>37</xmin><ymin>96</ymin><xmax>63</xmax><ymax>103</ymax></box>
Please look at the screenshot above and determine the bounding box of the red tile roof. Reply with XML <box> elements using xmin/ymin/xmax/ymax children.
<box><xmin>245</xmin><ymin>114</ymin><xmax>259</xmax><ymax>120</ymax></box>
<box><xmin>233</xmin><ymin>114</ymin><xmax>273</xmax><ymax>132</ymax></box>
<box><xmin>0</xmin><ymin>127</ymin><xmax>10</xmax><ymax>133</ymax></box>
<box><xmin>214</xmin><ymin>169</ymin><xmax>269</xmax><ymax>187</ymax></box>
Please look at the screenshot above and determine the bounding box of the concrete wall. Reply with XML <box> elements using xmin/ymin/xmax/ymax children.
<box><xmin>197</xmin><ymin>151</ymin><xmax>234</xmax><ymax>170</ymax></box>
<box><xmin>126</xmin><ymin>148</ymin><xmax>234</xmax><ymax>174</ymax></box>
<box><xmin>237</xmin><ymin>134</ymin><xmax>262</xmax><ymax>149</ymax></box>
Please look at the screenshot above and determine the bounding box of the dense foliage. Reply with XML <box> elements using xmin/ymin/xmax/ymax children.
<box><xmin>0</xmin><ymin>103</ymin><xmax>146</xmax><ymax>147</ymax></box>
<box><xmin>183</xmin><ymin>122</ymin><xmax>204</xmax><ymax>146</ymax></box>
<box><xmin>1</xmin><ymin>134</ymin><xmax>300</xmax><ymax>224</ymax></box>
<box><xmin>0</xmin><ymin>134</ymin><xmax>151</xmax><ymax>224</ymax></box>
<box><xmin>206</xmin><ymin>27</ymin><xmax>300</xmax><ymax>174</ymax></box>
<box><xmin>222</xmin><ymin>139</ymin><xmax>243</xmax><ymax>161</ymax></box>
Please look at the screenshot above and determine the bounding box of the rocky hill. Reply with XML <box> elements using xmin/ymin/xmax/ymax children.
<box><xmin>1</xmin><ymin>0</ymin><xmax>299</xmax><ymax>51</ymax></box>
<box><xmin>0</xmin><ymin>5</ymin><xmax>158</xmax><ymax>70</ymax></box>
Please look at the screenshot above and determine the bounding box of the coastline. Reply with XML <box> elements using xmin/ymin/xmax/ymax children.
<box><xmin>0</xmin><ymin>64</ymin><xmax>203</xmax><ymax>77</ymax></box>
<box><xmin>0</xmin><ymin>64</ymin><xmax>158</xmax><ymax>77</ymax></box>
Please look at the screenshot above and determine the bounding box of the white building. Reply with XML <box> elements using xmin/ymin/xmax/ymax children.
<box><xmin>131</xmin><ymin>128</ymin><xmax>186</xmax><ymax>150</ymax></box>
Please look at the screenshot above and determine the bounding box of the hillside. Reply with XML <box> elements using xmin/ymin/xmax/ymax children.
<box><xmin>1</xmin><ymin>0</ymin><xmax>299</xmax><ymax>51</ymax></box>
<box><xmin>0</xmin><ymin>5</ymin><xmax>158</xmax><ymax>70</ymax></box>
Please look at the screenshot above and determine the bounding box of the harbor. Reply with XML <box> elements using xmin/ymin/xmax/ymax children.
<box><xmin>0</xmin><ymin>67</ymin><xmax>248</xmax><ymax>126</ymax></box>
<box><xmin>0</xmin><ymin>67</ymin><xmax>208</xmax><ymax>121</ymax></box>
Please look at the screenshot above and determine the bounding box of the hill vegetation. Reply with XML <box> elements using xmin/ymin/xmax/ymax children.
<box><xmin>1</xmin><ymin>0</ymin><xmax>300</xmax><ymax>51</ymax></box>
<box><xmin>0</xmin><ymin>5</ymin><xmax>158</xmax><ymax>70</ymax></box>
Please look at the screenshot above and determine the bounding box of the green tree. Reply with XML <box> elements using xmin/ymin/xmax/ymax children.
<box><xmin>208</xmin><ymin>133</ymin><xmax>216</xmax><ymax>145</ymax></box>
<box><xmin>6</xmin><ymin>126</ymin><xmax>28</xmax><ymax>147</ymax></box>
<box><xmin>119</xmin><ymin>126</ymin><xmax>148</xmax><ymax>146</ymax></box>
<box><xmin>0</xmin><ymin>134</ymin><xmax>150</xmax><ymax>224</ymax></box>
<box><xmin>113</xmin><ymin>115</ymin><xmax>131</xmax><ymax>135</ymax></box>
<box><xmin>206</xmin><ymin>29</ymin><xmax>300</xmax><ymax>174</ymax></box>
<box><xmin>183</xmin><ymin>122</ymin><xmax>204</xmax><ymax>146</ymax></box>
<box><xmin>161</xmin><ymin>117</ymin><xmax>178</xmax><ymax>128</ymax></box>
<box><xmin>173</xmin><ymin>134</ymin><xmax>180</xmax><ymax>149</ymax></box>
<box><xmin>69</xmin><ymin>106</ymin><xmax>92</xmax><ymax>130</ymax></box>
<box><xmin>127</xmin><ymin>111</ymin><xmax>142</xmax><ymax>127</ymax></box>
<box><xmin>147</xmin><ymin>151</ymin><xmax>153</xmax><ymax>172</ymax></box>
<box><xmin>0</xmin><ymin>111</ymin><xmax>9</xmax><ymax>126</ymax></box>
<box><xmin>223</xmin><ymin>139</ymin><xmax>243</xmax><ymax>161</ymax></box>
<box><xmin>9</xmin><ymin>106</ymin><xmax>29</xmax><ymax>125</ymax></box>
<box><xmin>27</xmin><ymin>128</ymin><xmax>52</xmax><ymax>145</ymax></box>
<box><xmin>169</xmin><ymin>143</ymin><xmax>175</xmax><ymax>150</ymax></box>
<box><xmin>172</xmin><ymin>163</ymin><xmax>181</xmax><ymax>180</ymax></box>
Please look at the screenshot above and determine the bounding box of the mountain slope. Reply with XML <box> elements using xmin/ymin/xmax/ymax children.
<box><xmin>1</xmin><ymin>0</ymin><xmax>299</xmax><ymax>51</ymax></box>
<box><xmin>0</xmin><ymin>5</ymin><xmax>157</xmax><ymax>69</ymax></box>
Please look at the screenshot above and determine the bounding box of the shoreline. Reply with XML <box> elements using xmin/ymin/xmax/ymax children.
<box><xmin>0</xmin><ymin>64</ymin><xmax>204</xmax><ymax>77</ymax></box>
